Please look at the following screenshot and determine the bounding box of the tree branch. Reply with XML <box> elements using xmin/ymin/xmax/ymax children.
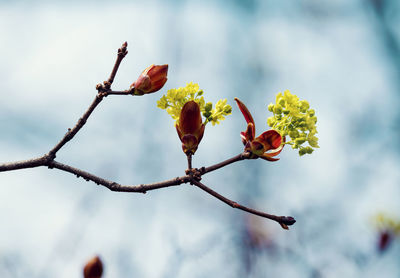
<box><xmin>48</xmin><ymin>42</ymin><xmax>129</xmax><ymax>159</ymax></box>
<box><xmin>47</xmin><ymin>94</ymin><xmax>104</xmax><ymax>158</ymax></box>
<box><xmin>48</xmin><ymin>160</ymin><xmax>191</xmax><ymax>193</ymax></box>
<box><xmin>0</xmin><ymin>41</ymin><xmax>297</xmax><ymax>228</ymax></box>
<box><xmin>191</xmin><ymin>180</ymin><xmax>296</xmax><ymax>229</ymax></box>
<box><xmin>200</xmin><ymin>152</ymin><xmax>251</xmax><ymax>175</ymax></box>
<box><xmin>107</xmin><ymin>42</ymin><xmax>128</xmax><ymax>87</ymax></box>
<box><xmin>103</xmin><ymin>90</ymin><xmax>131</xmax><ymax>96</ymax></box>
<box><xmin>0</xmin><ymin>156</ymin><xmax>48</xmax><ymax>172</ymax></box>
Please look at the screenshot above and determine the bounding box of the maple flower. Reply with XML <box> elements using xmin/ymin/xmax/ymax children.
<box><xmin>157</xmin><ymin>82</ymin><xmax>232</xmax><ymax>155</ymax></box>
<box><xmin>267</xmin><ymin>90</ymin><xmax>318</xmax><ymax>156</ymax></box>
<box><xmin>235</xmin><ymin>98</ymin><xmax>283</xmax><ymax>161</ymax></box>
<box><xmin>157</xmin><ymin>82</ymin><xmax>232</xmax><ymax>125</ymax></box>
<box><xmin>131</xmin><ymin>64</ymin><xmax>168</xmax><ymax>95</ymax></box>
<box><xmin>176</xmin><ymin>100</ymin><xmax>205</xmax><ymax>155</ymax></box>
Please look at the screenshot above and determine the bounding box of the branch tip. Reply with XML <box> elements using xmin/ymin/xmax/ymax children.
<box><xmin>118</xmin><ymin>42</ymin><xmax>128</xmax><ymax>58</ymax></box>
<box><xmin>282</xmin><ymin>216</ymin><xmax>296</xmax><ymax>225</ymax></box>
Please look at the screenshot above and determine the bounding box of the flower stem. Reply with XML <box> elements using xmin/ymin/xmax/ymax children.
<box><xmin>187</xmin><ymin>153</ymin><xmax>193</xmax><ymax>170</ymax></box>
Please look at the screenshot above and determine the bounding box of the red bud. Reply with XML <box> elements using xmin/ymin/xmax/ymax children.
<box><xmin>131</xmin><ymin>64</ymin><xmax>168</xmax><ymax>95</ymax></box>
<box><xmin>234</xmin><ymin>97</ymin><xmax>255</xmax><ymax>126</ymax></box>
<box><xmin>176</xmin><ymin>101</ymin><xmax>205</xmax><ymax>155</ymax></box>
<box><xmin>378</xmin><ymin>231</ymin><xmax>392</xmax><ymax>252</ymax></box>
<box><xmin>83</xmin><ymin>256</ymin><xmax>103</xmax><ymax>278</ymax></box>
<box><xmin>235</xmin><ymin>98</ymin><xmax>283</xmax><ymax>161</ymax></box>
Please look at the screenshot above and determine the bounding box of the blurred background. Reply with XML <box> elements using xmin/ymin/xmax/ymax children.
<box><xmin>1</xmin><ymin>0</ymin><xmax>400</xmax><ymax>277</ymax></box>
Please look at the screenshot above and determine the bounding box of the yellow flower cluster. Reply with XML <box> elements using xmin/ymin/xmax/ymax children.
<box><xmin>157</xmin><ymin>82</ymin><xmax>232</xmax><ymax>125</ymax></box>
<box><xmin>375</xmin><ymin>213</ymin><xmax>400</xmax><ymax>235</ymax></box>
<box><xmin>203</xmin><ymin>99</ymin><xmax>232</xmax><ymax>125</ymax></box>
<box><xmin>267</xmin><ymin>90</ymin><xmax>319</xmax><ymax>156</ymax></box>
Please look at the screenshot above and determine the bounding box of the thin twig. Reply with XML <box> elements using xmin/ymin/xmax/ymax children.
<box><xmin>200</xmin><ymin>152</ymin><xmax>251</xmax><ymax>175</ymax></box>
<box><xmin>103</xmin><ymin>90</ymin><xmax>131</xmax><ymax>96</ymax></box>
<box><xmin>48</xmin><ymin>42</ymin><xmax>129</xmax><ymax>159</ymax></box>
<box><xmin>0</xmin><ymin>156</ymin><xmax>48</xmax><ymax>172</ymax></box>
<box><xmin>47</xmin><ymin>94</ymin><xmax>104</xmax><ymax>158</ymax></box>
<box><xmin>191</xmin><ymin>180</ymin><xmax>296</xmax><ymax>229</ymax></box>
<box><xmin>49</xmin><ymin>160</ymin><xmax>191</xmax><ymax>193</ymax></box>
<box><xmin>106</xmin><ymin>42</ymin><xmax>128</xmax><ymax>87</ymax></box>
<box><xmin>187</xmin><ymin>154</ymin><xmax>192</xmax><ymax>170</ymax></box>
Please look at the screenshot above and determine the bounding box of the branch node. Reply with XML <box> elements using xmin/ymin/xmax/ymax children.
<box><xmin>185</xmin><ymin>169</ymin><xmax>202</xmax><ymax>185</ymax></box>
<box><xmin>138</xmin><ymin>184</ymin><xmax>147</xmax><ymax>194</ymax></box>
<box><xmin>177</xmin><ymin>177</ymin><xmax>183</xmax><ymax>183</ymax></box>
<box><xmin>242</xmin><ymin>151</ymin><xmax>251</xmax><ymax>159</ymax></box>
<box><xmin>44</xmin><ymin>153</ymin><xmax>56</xmax><ymax>164</ymax></box>
<box><xmin>95</xmin><ymin>83</ymin><xmax>103</xmax><ymax>91</ymax></box>
<box><xmin>103</xmin><ymin>81</ymin><xmax>111</xmax><ymax>90</ymax></box>
<box><xmin>78</xmin><ymin>117</ymin><xmax>87</xmax><ymax>126</ymax></box>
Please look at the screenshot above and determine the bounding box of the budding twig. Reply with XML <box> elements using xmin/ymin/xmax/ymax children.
<box><xmin>49</xmin><ymin>42</ymin><xmax>130</xmax><ymax>159</ymax></box>
<box><xmin>0</xmin><ymin>42</ymin><xmax>297</xmax><ymax>229</ymax></box>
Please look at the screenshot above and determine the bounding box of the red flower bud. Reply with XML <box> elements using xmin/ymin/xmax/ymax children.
<box><xmin>235</xmin><ymin>97</ymin><xmax>284</xmax><ymax>161</ymax></box>
<box><xmin>83</xmin><ymin>256</ymin><xmax>103</xmax><ymax>278</ymax></box>
<box><xmin>378</xmin><ymin>231</ymin><xmax>392</xmax><ymax>252</ymax></box>
<box><xmin>131</xmin><ymin>64</ymin><xmax>168</xmax><ymax>95</ymax></box>
<box><xmin>176</xmin><ymin>101</ymin><xmax>205</xmax><ymax>155</ymax></box>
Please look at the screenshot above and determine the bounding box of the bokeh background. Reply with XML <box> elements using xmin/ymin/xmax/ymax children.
<box><xmin>1</xmin><ymin>0</ymin><xmax>400</xmax><ymax>277</ymax></box>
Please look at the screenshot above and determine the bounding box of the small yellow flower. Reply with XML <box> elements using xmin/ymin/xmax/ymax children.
<box><xmin>157</xmin><ymin>82</ymin><xmax>232</xmax><ymax>125</ymax></box>
<box><xmin>267</xmin><ymin>90</ymin><xmax>318</xmax><ymax>156</ymax></box>
<box><xmin>373</xmin><ymin>213</ymin><xmax>400</xmax><ymax>252</ymax></box>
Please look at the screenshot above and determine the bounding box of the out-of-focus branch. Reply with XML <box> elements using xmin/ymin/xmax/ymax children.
<box><xmin>369</xmin><ymin>0</ymin><xmax>400</xmax><ymax>79</ymax></box>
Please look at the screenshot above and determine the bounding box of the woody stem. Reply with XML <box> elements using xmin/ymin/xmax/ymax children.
<box><xmin>200</xmin><ymin>152</ymin><xmax>251</xmax><ymax>175</ymax></box>
<box><xmin>191</xmin><ymin>180</ymin><xmax>296</xmax><ymax>228</ymax></box>
<box><xmin>187</xmin><ymin>153</ymin><xmax>192</xmax><ymax>170</ymax></box>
